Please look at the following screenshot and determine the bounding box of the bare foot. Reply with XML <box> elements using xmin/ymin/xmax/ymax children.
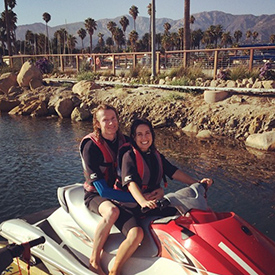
<box><xmin>89</xmin><ymin>262</ymin><xmax>106</xmax><ymax>275</ymax></box>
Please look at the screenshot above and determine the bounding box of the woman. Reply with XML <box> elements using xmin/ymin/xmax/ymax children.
<box><xmin>115</xmin><ymin>117</ymin><xmax>213</xmax><ymax>222</ymax></box>
<box><xmin>80</xmin><ymin>104</ymin><xmax>140</xmax><ymax>275</ymax></box>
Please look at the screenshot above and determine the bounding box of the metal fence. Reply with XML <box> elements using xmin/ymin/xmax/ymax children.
<box><xmin>3</xmin><ymin>45</ymin><xmax>275</xmax><ymax>79</ymax></box>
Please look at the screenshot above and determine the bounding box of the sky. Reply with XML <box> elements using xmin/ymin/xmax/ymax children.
<box><xmin>3</xmin><ymin>0</ymin><xmax>275</xmax><ymax>27</ymax></box>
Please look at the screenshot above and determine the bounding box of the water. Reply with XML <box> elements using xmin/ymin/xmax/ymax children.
<box><xmin>0</xmin><ymin>114</ymin><xmax>274</xmax><ymax>241</ymax></box>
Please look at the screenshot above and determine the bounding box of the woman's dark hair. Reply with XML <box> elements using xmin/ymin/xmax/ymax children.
<box><xmin>130</xmin><ymin>118</ymin><xmax>156</xmax><ymax>150</ymax></box>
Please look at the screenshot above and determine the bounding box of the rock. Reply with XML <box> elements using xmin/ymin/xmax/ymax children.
<box><xmin>71</xmin><ymin>106</ymin><xmax>91</xmax><ymax>121</ymax></box>
<box><xmin>248</xmin><ymin>115</ymin><xmax>264</xmax><ymax>134</ymax></box>
<box><xmin>17</xmin><ymin>60</ymin><xmax>42</xmax><ymax>87</ymax></box>
<box><xmin>196</xmin><ymin>130</ymin><xmax>213</xmax><ymax>139</ymax></box>
<box><xmin>252</xmin><ymin>80</ymin><xmax>263</xmax><ymax>89</ymax></box>
<box><xmin>0</xmin><ymin>72</ymin><xmax>17</xmax><ymax>93</ymax></box>
<box><xmin>72</xmin><ymin>80</ymin><xmax>100</xmax><ymax>96</ymax></box>
<box><xmin>30</xmin><ymin>78</ymin><xmax>44</xmax><ymax>90</ymax></box>
<box><xmin>226</xmin><ymin>80</ymin><xmax>237</xmax><ymax>88</ymax></box>
<box><xmin>204</xmin><ymin>90</ymin><xmax>229</xmax><ymax>103</ymax></box>
<box><xmin>182</xmin><ymin>122</ymin><xmax>198</xmax><ymax>133</ymax></box>
<box><xmin>159</xmin><ymin>79</ymin><xmax>165</xmax><ymax>85</ymax></box>
<box><xmin>245</xmin><ymin>131</ymin><xmax>275</xmax><ymax>151</ymax></box>
<box><xmin>262</xmin><ymin>80</ymin><xmax>275</xmax><ymax>89</ymax></box>
<box><xmin>55</xmin><ymin>98</ymin><xmax>74</xmax><ymax>118</ymax></box>
<box><xmin>0</xmin><ymin>98</ymin><xmax>20</xmax><ymax>112</ymax></box>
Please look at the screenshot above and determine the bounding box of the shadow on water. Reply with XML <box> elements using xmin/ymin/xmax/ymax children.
<box><xmin>0</xmin><ymin>114</ymin><xmax>274</xmax><ymax>241</ymax></box>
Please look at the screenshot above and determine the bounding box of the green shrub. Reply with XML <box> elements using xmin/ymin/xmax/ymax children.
<box><xmin>229</xmin><ymin>65</ymin><xmax>249</xmax><ymax>81</ymax></box>
<box><xmin>77</xmin><ymin>71</ymin><xmax>98</xmax><ymax>81</ymax></box>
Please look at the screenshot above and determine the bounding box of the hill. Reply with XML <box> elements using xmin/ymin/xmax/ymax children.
<box><xmin>15</xmin><ymin>11</ymin><xmax>275</xmax><ymax>49</ymax></box>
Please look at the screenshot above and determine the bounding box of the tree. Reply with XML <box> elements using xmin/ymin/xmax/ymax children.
<box><xmin>77</xmin><ymin>28</ymin><xmax>87</xmax><ymax>50</ymax></box>
<box><xmin>246</xmin><ymin>30</ymin><xmax>252</xmax><ymax>42</ymax></box>
<box><xmin>113</xmin><ymin>27</ymin><xmax>124</xmax><ymax>51</ymax></box>
<box><xmin>252</xmin><ymin>31</ymin><xmax>259</xmax><ymax>43</ymax></box>
<box><xmin>129</xmin><ymin>30</ymin><xmax>138</xmax><ymax>51</ymax></box>
<box><xmin>270</xmin><ymin>34</ymin><xmax>275</xmax><ymax>44</ymax></box>
<box><xmin>221</xmin><ymin>31</ymin><xmax>233</xmax><ymax>48</ymax></box>
<box><xmin>3</xmin><ymin>0</ymin><xmax>17</xmax><ymax>55</ymax></box>
<box><xmin>184</xmin><ymin>0</ymin><xmax>191</xmax><ymax>65</ymax></box>
<box><xmin>67</xmin><ymin>34</ymin><xmax>77</xmax><ymax>54</ymax></box>
<box><xmin>97</xmin><ymin>32</ymin><xmax>105</xmax><ymax>52</ymax></box>
<box><xmin>42</xmin><ymin>12</ymin><xmax>51</xmax><ymax>54</ymax></box>
<box><xmin>25</xmin><ymin>29</ymin><xmax>34</xmax><ymax>54</ymax></box>
<box><xmin>54</xmin><ymin>28</ymin><xmax>67</xmax><ymax>54</ymax></box>
<box><xmin>163</xmin><ymin>22</ymin><xmax>171</xmax><ymax>35</ymax></box>
<box><xmin>129</xmin><ymin>5</ymin><xmax>139</xmax><ymax>31</ymax></box>
<box><xmin>119</xmin><ymin>16</ymin><xmax>129</xmax><ymax>35</ymax></box>
<box><xmin>234</xmin><ymin>30</ymin><xmax>242</xmax><ymax>44</ymax></box>
<box><xmin>107</xmin><ymin>21</ymin><xmax>117</xmax><ymax>51</ymax></box>
<box><xmin>85</xmin><ymin>17</ymin><xmax>97</xmax><ymax>53</ymax></box>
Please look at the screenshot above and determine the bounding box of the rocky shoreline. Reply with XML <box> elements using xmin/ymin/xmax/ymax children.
<box><xmin>0</xmin><ymin>61</ymin><xmax>275</xmax><ymax>152</ymax></box>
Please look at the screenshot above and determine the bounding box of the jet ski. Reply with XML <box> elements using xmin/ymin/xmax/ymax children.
<box><xmin>0</xmin><ymin>182</ymin><xmax>275</xmax><ymax>275</ymax></box>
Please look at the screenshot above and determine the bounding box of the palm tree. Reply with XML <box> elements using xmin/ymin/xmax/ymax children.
<box><xmin>4</xmin><ymin>0</ymin><xmax>16</xmax><ymax>55</ymax></box>
<box><xmin>234</xmin><ymin>30</ymin><xmax>242</xmax><ymax>44</ymax></box>
<box><xmin>107</xmin><ymin>21</ymin><xmax>117</xmax><ymax>51</ymax></box>
<box><xmin>270</xmin><ymin>34</ymin><xmax>275</xmax><ymax>44</ymax></box>
<box><xmin>113</xmin><ymin>27</ymin><xmax>124</xmax><ymax>51</ymax></box>
<box><xmin>129</xmin><ymin>30</ymin><xmax>138</xmax><ymax>51</ymax></box>
<box><xmin>25</xmin><ymin>29</ymin><xmax>34</xmax><ymax>54</ymax></box>
<box><xmin>129</xmin><ymin>5</ymin><xmax>139</xmax><ymax>31</ymax></box>
<box><xmin>252</xmin><ymin>31</ymin><xmax>259</xmax><ymax>43</ymax></box>
<box><xmin>119</xmin><ymin>16</ymin><xmax>129</xmax><ymax>36</ymax></box>
<box><xmin>67</xmin><ymin>34</ymin><xmax>77</xmax><ymax>54</ymax></box>
<box><xmin>97</xmin><ymin>33</ymin><xmax>105</xmax><ymax>52</ymax></box>
<box><xmin>77</xmin><ymin>28</ymin><xmax>86</xmax><ymax>50</ymax></box>
<box><xmin>191</xmin><ymin>29</ymin><xmax>203</xmax><ymax>49</ymax></box>
<box><xmin>246</xmin><ymin>30</ymin><xmax>252</xmax><ymax>43</ymax></box>
<box><xmin>184</xmin><ymin>0</ymin><xmax>191</xmax><ymax>65</ymax></box>
<box><xmin>54</xmin><ymin>28</ymin><xmax>67</xmax><ymax>54</ymax></box>
<box><xmin>85</xmin><ymin>17</ymin><xmax>97</xmax><ymax>53</ymax></box>
<box><xmin>163</xmin><ymin>22</ymin><xmax>171</xmax><ymax>35</ymax></box>
<box><xmin>221</xmin><ymin>32</ymin><xmax>232</xmax><ymax>48</ymax></box>
<box><xmin>42</xmin><ymin>12</ymin><xmax>51</xmax><ymax>54</ymax></box>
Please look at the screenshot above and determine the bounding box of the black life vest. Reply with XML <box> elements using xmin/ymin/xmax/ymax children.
<box><xmin>80</xmin><ymin>132</ymin><xmax>126</xmax><ymax>192</ymax></box>
<box><xmin>115</xmin><ymin>143</ymin><xmax>167</xmax><ymax>192</ymax></box>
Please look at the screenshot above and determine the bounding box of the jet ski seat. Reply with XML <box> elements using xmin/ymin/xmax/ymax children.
<box><xmin>57</xmin><ymin>183</ymin><xmax>160</xmax><ymax>258</ymax></box>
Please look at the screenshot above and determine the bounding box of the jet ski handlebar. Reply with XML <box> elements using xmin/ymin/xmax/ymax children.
<box><xmin>141</xmin><ymin>197</ymin><xmax>171</xmax><ymax>213</ymax></box>
<box><xmin>0</xmin><ymin>236</ymin><xmax>45</xmax><ymax>273</ymax></box>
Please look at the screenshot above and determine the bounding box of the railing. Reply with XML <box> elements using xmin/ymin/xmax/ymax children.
<box><xmin>3</xmin><ymin>46</ymin><xmax>275</xmax><ymax>79</ymax></box>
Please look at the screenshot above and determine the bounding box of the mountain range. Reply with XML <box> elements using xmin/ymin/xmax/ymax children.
<box><xmin>15</xmin><ymin>11</ymin><xmax>275</xmax><ymax>49</ymax></box>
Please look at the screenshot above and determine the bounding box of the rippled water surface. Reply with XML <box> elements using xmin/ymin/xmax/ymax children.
<box><xmin>0</xmin><ymin>114</ymin><xmax>274</xmax><ymax>241</ymax></box>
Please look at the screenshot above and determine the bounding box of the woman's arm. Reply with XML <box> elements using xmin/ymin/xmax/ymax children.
<box><xmin>128</xmin><ymin>181</ymin><xmax>157</xmax><ymax>209</ymax></box>
<box><xmin>172</xmin><ymin>169</ymin><xmax>197</xmax><ymax>185</ymax></box>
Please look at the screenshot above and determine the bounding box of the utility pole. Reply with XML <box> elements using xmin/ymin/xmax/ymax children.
<box><xmin>151</xmin><ymin>0</ymin><xmax>156</xmax><ymax>80</ymax></box>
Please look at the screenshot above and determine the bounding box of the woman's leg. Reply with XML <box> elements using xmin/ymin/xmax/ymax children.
<box><xmin>89</xmin><ymin>200</ymin><xmax>120</xmax><ymax>275</ymax></box>
<box><xmin>109</xmin><ymin>226</ymin><xmax>144</xmax><ymax>275</ymax></box>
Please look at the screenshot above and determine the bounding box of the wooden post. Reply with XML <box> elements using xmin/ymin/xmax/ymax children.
<box><xmin>213</xmin><ymin>50</ymin><xmax>219</xmax><ymax>79</ymax></box>
<box><xmin>249</xmin><ymin>48</ymin><xmax>254</xmax><ymax>72</ymax></box>
<box><xmin>133</xmin><ymin>53</ymin><xmax>137</xmax><ymax>69</ymax></box>
<box><xmin>76</xmin><ymin>55</ymin><xmax>79</xmax><ymax>72</ymax></box>
<box><xmin>112</xmin><ymin>54</ymin><xmax>116</xmax><ymax>75</ymax></box>
<box><xmin>156</xmin><ymin>52</ymin><xmax>160</xmax><ymax>74</ymax></box>
<box><xmin>60</xmin><ymin>55</ymin><xmax>64</xmax><ymax>72</ymax></box>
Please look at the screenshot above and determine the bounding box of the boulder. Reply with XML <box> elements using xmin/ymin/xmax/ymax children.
<box><xmin>204</xmin><ymin>90</ymin><xmax>229</xmax><ymax>103</ymax></box>
<box><xmin>72</xmin><ymin>80</ymin><xmax>100</xmax><ymax>96</ymax></box>
<box><xmin>196</xmin><ymin>130</ymin><xmax>213</xmax><ymax>139</ymax></box>
<box><xmin>30</xmin><ymin>78</ymin><xmax>44</xmax><ymax>90</ymax></box>
<box><xmin>55</xmin><ymin>98</ymin><xmax>74</xmax><ymax>118</ymax></box>
<box><xmin>182</xmin><ymin>122</ymin><xmax>198</xmax><ymax>133</ymax></box>
<box><xmin>0</xmin><ymin>72</ymin><xmax>17</xmax><ymax>94</ymax></box>
<box><xmin>17</xmin><ymin>60</ymin><xmax>42</xmax><ymax>87</ymax></box>
<box><xmin>71</xmin><ymin>106</ymin><xmax>91</xmax><ymax>121</ymax></box>
<box><xmin>245</xmin><ymin>131</ymin><xmax>275</xmax><ymax>151</ymax></box>
<box><xmin>0</xmin><ymin>98</ymin><xmax>20</xmax><ymax>112</ymax></box>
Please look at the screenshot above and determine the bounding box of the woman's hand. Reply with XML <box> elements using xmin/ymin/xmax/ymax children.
<box><xmin>200</xmin><ymin>178</ymin><xmax>213</xmax><ymax>189</ymax></box>
<box><xmin>139</xmin><ymin>199</ymin><xmax>157</xmax><ymax>209</ymax></box>
<box><xmin>145</xmin><ymin>188</ymin><xmax>164</xmax><ymax>201</ymax></box>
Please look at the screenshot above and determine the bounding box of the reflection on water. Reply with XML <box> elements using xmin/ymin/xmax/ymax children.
<box><xmin>0</xmin><ymin>115</ymin><xmax>274</xmax><ymax>241</ymax></box>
